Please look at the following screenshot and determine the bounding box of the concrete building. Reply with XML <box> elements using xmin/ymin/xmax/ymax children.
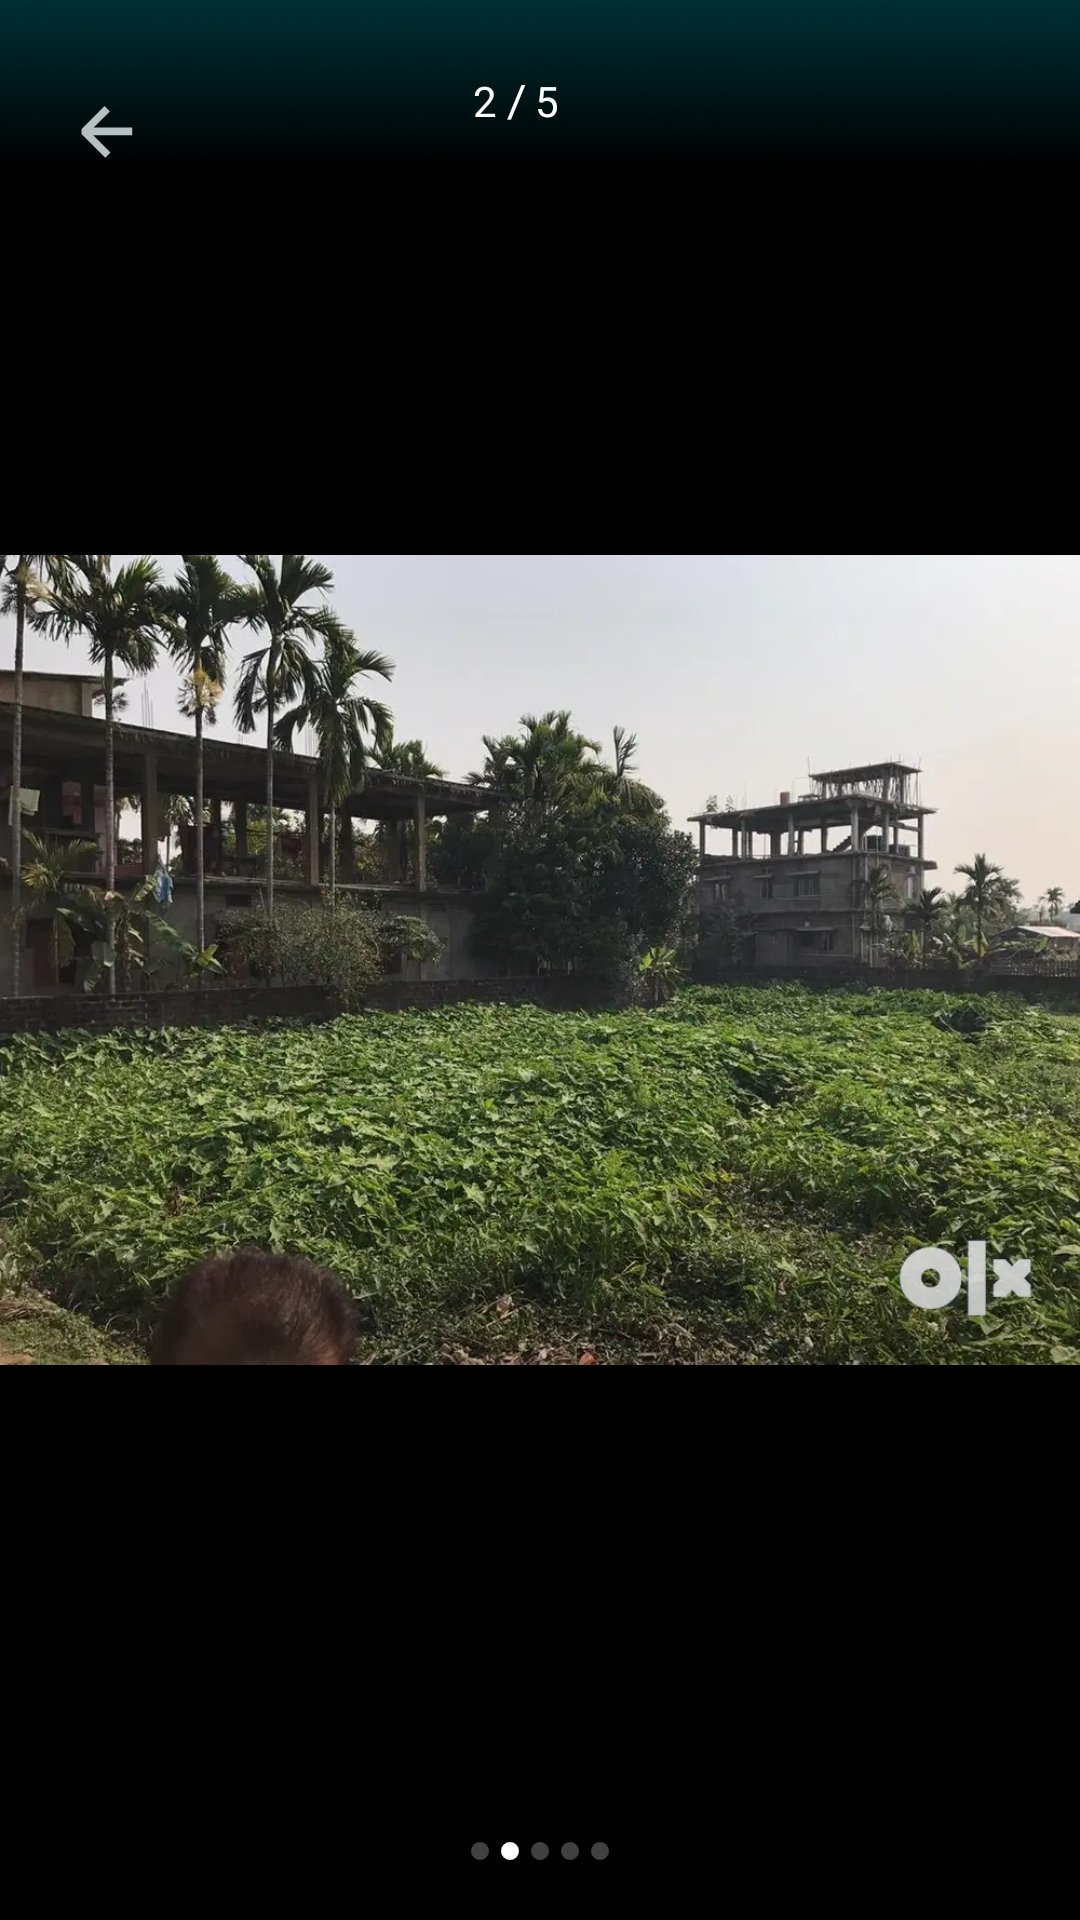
<box><xmin>690</xmin><ymin>761</ymin><xmax>936</xmax><ymax>968</ymax></box>
<box><xmin>0</xmin><ymin>678</ymin><xmax>503</xmax><ymax>994</ymax></box>
<box><xmin>0</xmin><ymin>669</ymin><xmax>117</xmax><ymax>719</ymax></box>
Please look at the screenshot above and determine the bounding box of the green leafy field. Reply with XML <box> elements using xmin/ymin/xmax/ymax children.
<box><xmin>2</xmin><ymin>983</ymin><xmax>1079</xmax><ymax>1363</ymax></box>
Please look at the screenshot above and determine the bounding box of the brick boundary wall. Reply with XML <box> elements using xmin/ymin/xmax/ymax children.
<box><xmin>0</xmin><ymin>974</ymin><xmax>617</xmax><ymax>1038</ymax></box>
<box><xmin>692</xmin><ymin>962</ymin><xmax>1080</xmax><ymax>1003</ymax></box>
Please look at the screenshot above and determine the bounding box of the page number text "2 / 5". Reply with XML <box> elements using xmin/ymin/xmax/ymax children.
<box><xmin>475</xmin><ymin>87</ymin><xmax>557</xmax><ymax>120</ymax></box>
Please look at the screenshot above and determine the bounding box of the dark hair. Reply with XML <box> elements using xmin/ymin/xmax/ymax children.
<box><xmin>151</xmin><ymin>1248</ymin><xmax>360</xmax><ymax>1366</ymax></box>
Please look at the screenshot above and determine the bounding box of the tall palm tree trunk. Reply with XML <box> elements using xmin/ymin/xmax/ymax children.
<box><xmin>265</xmin><ymin>695</ymin><xmax>275</xmax><ymax>921</ymax></box>
<box><xmin>104</xmin><ymin>653</ymin><xmax>116</xmax><ymax>994</ymax></box>
<box><xmin>195</xmin><ymin>703</ymin><xmax>206</xmax><ymax>958</ymax></box>
<box><xmin>329</xmin><ymin>799</ymin><xmax>337</xmax><ymax>906</ymax></box>
<box><xmin>11</xmin><ymin>581</ymin><xmax>25</xmax><ymax>994</ymax></box>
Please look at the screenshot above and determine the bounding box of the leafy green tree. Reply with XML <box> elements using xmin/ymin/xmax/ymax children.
<box><xmin>35</xmin><ymin>556</ymin><xmax>164</xmax><ymax>990</ymax></box>
<box><xmin>1045</xmin><ymin>886</ymin><xmax>1065</xmax><ymax>920</ymax></box>
<box><xmin>156</xmin><ymin>556</ymin><xmax>248</xmax><ymax>954</ymax></box>
<box><xmin>467</xmin><ymin>716</ymin><xmax>694</xmax><ymax>984</ymax></box>
<box><xmin>276</xmin><ymin>631</ymin><xmax>394</xmax><ymax>907</ymax></box>
<box><xmin>1</xmin><ymin>554</ymin><xmax>76</xmax><ymax>993</ymax></box>
<box><xmin>232</xmin><ymin>555</ymin><xmax>347</xmax><ymax>921</ymax></box>
<box><xmin>596</xmin><ymin>813</ymin><xmax>698</xmax><ymax>956</ymax></box>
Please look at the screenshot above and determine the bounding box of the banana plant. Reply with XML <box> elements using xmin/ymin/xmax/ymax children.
<box><xmin>56</xmin><ymin>873</ymin><xmax>223</xmax><ymax>994</ymax></box>
<box><xmin>638</xmin><ymin>944</ymin><xmax>682</xmax><ymax>1007</ymax></box>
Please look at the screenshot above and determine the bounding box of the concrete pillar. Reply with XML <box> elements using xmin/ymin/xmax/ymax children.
<box><xmin>917</xmin><ymin>815</ymin><xmax>925</xmax><ymax>865</ymax></box>
<box><xmin>141</xmin><ymin>750</ymin><xmax>158</xmax><ymax>874</ymax></box>
<box><xmin>745</xmin><ymin>829</ymin><xmax>753</xmax><ymax>859</ymax></box>
<box><xmin>788</xmin><ymin>811</ymin><xmax>795</xmax><ymax>855</ymax></box>
<box><xmin>416</xmin><ymin>791</ymin><xmax>427</xmax><ymax>891</ymax></box>
<box><xmin>770</xmin><ymin>832</ymin><xmax>781</xmax><ymax>858</ymax></box>
<box><xmin>699</xmin><ymin>820</ymin><xmax>706</xmax><ymax>863</ymax></box>
<box><xmin>306</xmin><ymin>772</ymin><xmax>321</xmax><ymax>886</ymax></box>
<box><xmin>797</xmin><ymin>829</ymin><xmax>805</xmax><ymax>855</ymax></box>
<box><xmin>731</xmin><ymin>825</ymin><xmax>739</xmax><ymax>856</ymax></box>
<box><xmin>235</xmin><ymin>799</ymin><xmax>248</xmax><ymax>864</ymax></box>
<box><xmin>821</xmin><ymin>821</ymin><xmax>828</xmax><ymax>854</ymax></box>
<box><xmin>850</xmin><ymin>805</ymin><xmax>860</xmax><ymax>852</ymax></box>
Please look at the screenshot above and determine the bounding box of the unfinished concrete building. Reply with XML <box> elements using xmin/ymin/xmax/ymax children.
<box><xmin>690</xmin><ymin>761</ymin><xmax>936</xmax><ymax>967</ymax></box>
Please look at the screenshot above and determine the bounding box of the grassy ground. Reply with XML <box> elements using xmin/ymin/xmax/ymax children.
<box><xmin>3</xmin><ymin>984</ymin><xmax>1079</xmax><ymax>1364</ymax></box>
<box><xmin>0</xmin><ymin>1286</ymin><xmax>144</xmax><ymax>1365</ymax></box>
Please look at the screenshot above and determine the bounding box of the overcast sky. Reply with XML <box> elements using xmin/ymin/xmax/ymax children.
<box><xmin>5</xmin><ymin>554</ymin><xmax>1077</xmax><ymax>905</ymax></box>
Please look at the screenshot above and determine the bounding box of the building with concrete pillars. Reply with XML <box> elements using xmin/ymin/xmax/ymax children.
<box><xmin>0</xmin><ymin>675</ymin><xmax>504</xmax><ymax>994</ymax></box>
<box><xmin>689</xmin><ymin>761</ymin><xmax>936</xmax><ymax>967</ymax></box>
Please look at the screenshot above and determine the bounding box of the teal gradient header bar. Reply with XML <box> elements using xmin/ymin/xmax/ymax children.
<box><xmin>11</xmin><ymin>2</ymin><xmax>1080</xmax><ymax>159</ymax></box>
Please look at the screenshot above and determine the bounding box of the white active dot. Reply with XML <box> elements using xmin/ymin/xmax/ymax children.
<box><xmin>501</xmin><ymin>1842</ymin><xmax>519</xmax><ymax>1860</ymax></box>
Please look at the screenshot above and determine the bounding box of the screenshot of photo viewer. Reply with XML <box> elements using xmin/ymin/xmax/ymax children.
<box><xmin>1</xmin><ymin>554</ymin><xmax>1078</xmax><ymax>1373</ymax></box>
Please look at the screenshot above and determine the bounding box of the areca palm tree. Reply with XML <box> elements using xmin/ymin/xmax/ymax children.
<box><xmin>232</xmin><ymin>555</ymin><xmax>347</xmax><ymax>920</ymax></box>
<box><xmin>1045</xmin><ymin>886</ymin><xmax>1065</xmax><ymax>921</ymax></box>
<box><xmin>156</xmin><ymin>556</ymin><xmax>247</xmax><ymax>954</ymax></box>
<box><xmin>863</xmin><ymin>864</ymin><xmax>897</xmax><ymax>965</ymax></box>
<box><xmin>34</xmin><ymin>557</ymin><xmax>164</xmax><ymax>991</ymax></box>
<box><xmin>275</xmin><ymin>632</ymin><xmax>394</xmax><ymax>906</ymax></box>
<box><xmin>914</xmin><ymin>885</ymin><xmax>945</xmax><ymax>963</ymax></box>
<box><xmin>601</xmin><ymin>726</ymin><xmax>662</xmax><ymax>817</ymax></box>
<box><xmin>955</xmin><ymin>853</ymin><xmax>1007</xmax><ymax>954</ymax></box>
<box><xmin>1</xmin><ymin>553</ymin><xmax>75</xmax><ymax>992</ymax></box>
<box><xmin>470</xmin><ymin>710</ymin><xmax>601</xmax><ymax>815</ymax></box>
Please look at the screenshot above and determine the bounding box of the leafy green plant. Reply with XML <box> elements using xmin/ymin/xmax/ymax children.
<box><xmin>216</xmin><ymin>901</ymin><xmax>445</xmax><ymax>999</ymax></box>
<box><xmin>638</xmin><ymin>945</ymin><xmax>682</xmax><ymax>1007</ymax></box>
<box><xmin>1</xmin><ymin>981</ymin><xmax>1078</xmax><ymax>1365</ymax></box>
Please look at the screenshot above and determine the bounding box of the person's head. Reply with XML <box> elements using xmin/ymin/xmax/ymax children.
<box><xmin>151</xmin><ymin>1248</ymin><xmax>359</xmax><ymax>1366</ymax></box>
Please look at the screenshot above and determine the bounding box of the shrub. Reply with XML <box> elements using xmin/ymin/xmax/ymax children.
<box><xmin>215</xmin><ymin>901</ymin><xmax>445</xmax><ymax>1005</ymax></box>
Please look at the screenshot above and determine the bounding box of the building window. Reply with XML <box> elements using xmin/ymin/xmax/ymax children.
<box><xmin>795</xmin><ymin>875</ymin><xmax>820</xmax><ymax>898</ymax></box>
<box><xmin>760</xmin><ymin>879</ymin><xmax>774</xmax><ymax>900</ymax></box>
<box><xmin>712</xmin><ymin>880</ymin><xmax>729</xmax><ymax>902</ymax></box>
<box><xmin>795</xmin><ymin>929</ymin><xmax>835</xmax><ymax>954</ymax></box>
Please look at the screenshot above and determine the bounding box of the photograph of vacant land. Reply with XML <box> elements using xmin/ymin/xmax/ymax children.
<box><xmin>2</xmin><ymin>555</ymin><xmax>1078</xmax><ymax>1364</ymax></box>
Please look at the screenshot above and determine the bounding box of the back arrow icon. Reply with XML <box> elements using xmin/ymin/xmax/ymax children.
<box><xmin>82</xmin><ymin>107</ymin><xmax>133</xmax><ymax>156</ymax></box>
